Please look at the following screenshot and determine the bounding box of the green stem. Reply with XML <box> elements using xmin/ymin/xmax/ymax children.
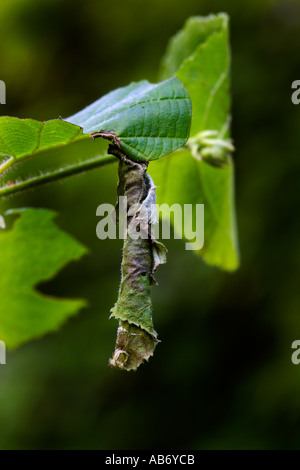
<box><xmin>0</xmin><ymin>156</ymin><xmax>15</xmax><ymax>175</ymax></box>
<box><xmin>0</xmin><ymin>154</ymin><xmax>116</xmax><ymax>197</ymax></box>
<box><xmin>108</xmin><ymin>146</ymin><xmax>167</xmax><ymax>371</ymax></box>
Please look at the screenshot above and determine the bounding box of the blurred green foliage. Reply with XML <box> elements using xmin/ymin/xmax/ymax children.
<box><xmin>1</xmin><ymin>0</ymin><xmax>300</xmax><ymax>450</ymax></box>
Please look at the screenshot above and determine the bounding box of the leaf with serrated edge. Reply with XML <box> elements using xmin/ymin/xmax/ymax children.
<box><xmin>0</xmin><ymin>208</ymin><xmax>87</xmax><ymax>348</ymax></box>
<box><xmin>0</xmin><ymin>118</ymin><xmax>89</xmax><ymax>166</ymax></box>
<box><xmin>0</xmin><ymin>77</ymin><xmax>192</xmax><ymax>177</ymax></box>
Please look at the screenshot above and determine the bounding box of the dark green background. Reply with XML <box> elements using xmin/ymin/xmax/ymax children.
<box><xmin>1</xmin><ymin>0</ymin><xmax>300</xmax><ymax>450</ymax></box>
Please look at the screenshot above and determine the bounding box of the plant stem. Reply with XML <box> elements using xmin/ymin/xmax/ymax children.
<box><xmin>0</xmin><ymin>156</ymin><xmax>15</xmax><ymax>175</ymax></box>
<box><xmin>108</xmin><ymin>145</ymin><xmax>167</xmax><ymax>371</ymax></box>
<box><xmin>0</xmin><ymin>154</ymin><xmax>116</xmax><ymax>197</ymax></box>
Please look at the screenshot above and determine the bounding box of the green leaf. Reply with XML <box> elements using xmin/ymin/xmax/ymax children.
<box><xmin>151</xmin><ymin>149</ymin><xmax>238</xmax><ymax>270</ymax></box>
<box><xmin>0</xmin><ymin>77</ymin><xmax>192</xmax><ymax>181</ymax></box>
<box><xmin>0</xmin><ymin>208</ymin><xmax>87</xmax><ymax>348</ymax></box>
<box><xmin>151</xmin><ymin>14</ymin><xmax>239</xmax><ymax>271</ymax></box>
<box><xmin>0</xmin><ymin>118</ymin><xmax>89</xmax><ymax>171</ymax></box>
<box><xmin>160</xmin><ymin>14</ymin><xmax>230</xmax><ymax>136</ymax></box>
<box><xmin>67</xmin><ymin>77</ymin><xmax>191</xmax><ymax>162</ymax></box>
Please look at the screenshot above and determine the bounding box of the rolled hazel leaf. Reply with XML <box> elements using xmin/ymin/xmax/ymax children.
<box><xmin>109</xmin><ymin>149</ymin><xmax>167</xmax><ymax>371</ymax></box>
